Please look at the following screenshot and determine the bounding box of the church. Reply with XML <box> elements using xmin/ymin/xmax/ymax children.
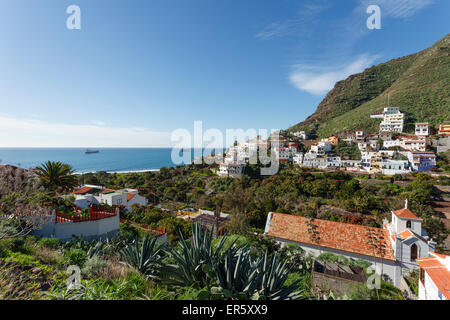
<box><xmin>264</xmin><ymin>200</ymin><xmax>435</xmax><ymax>288</ymax></box>
<box><xmin>383</xmin><ymin>200</ymin><xmax>435</xmax><ymax>271</ymax></box>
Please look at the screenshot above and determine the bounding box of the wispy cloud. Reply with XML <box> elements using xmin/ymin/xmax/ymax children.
<box><xmin>255</xmin><ymin>0</ymin><xmax>331</xmax><ymax>40</ymax></box>
<box><xmin>0</xmin><ymin>116</ymin><xmax>172</xmax><ymax>148</ymax></box>
<box><xmin>358</xmin><ymin>0</ymin><xmax>435</xmax><ymax>19</ymax></box>
<box><xmin>256</xmin><ymin>0</ymin><xmax>436</xmax><ymax>96</ymax></box>
<box><xmin>289</xmin><ymin>54</ymin><xmax>380</xmax><ymax>95</ymax></box>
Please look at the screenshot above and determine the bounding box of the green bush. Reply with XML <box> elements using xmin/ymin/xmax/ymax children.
<box><xmin>81</xmin><ymin>256</ymin><xmax>108</xmax><ymax>278</ymax></box>
<box><xmin>38</xmin><ymin>238</ymin><xmax>61</xmax><ymax>250</ymax></box>
<box><xmin>0</xmin><ymin>237</ymin><xmax>32</xmax><ymax>257</ymax></box>
<box><xmin>64</xmin><ymin>248</ymin><xmax>88</xmax><ymax>267</ymax></box>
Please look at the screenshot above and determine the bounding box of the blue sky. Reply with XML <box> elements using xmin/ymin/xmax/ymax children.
<box><xmin>0</xmin><ymin>0</ymin><xmax>448</xmax><ymax>147</ymax></box>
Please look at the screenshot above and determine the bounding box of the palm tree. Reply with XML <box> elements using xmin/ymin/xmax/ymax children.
<box><xmin>36</xmin><ymin>161</ymin><xmax>78</xmax><ymax>192</ymax></box>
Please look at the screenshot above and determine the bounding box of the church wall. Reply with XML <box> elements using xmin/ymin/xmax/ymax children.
<box><xmin>397</xmin><ymin>237</ymin><xmax>430</xmax><ymax>271</ymax></box>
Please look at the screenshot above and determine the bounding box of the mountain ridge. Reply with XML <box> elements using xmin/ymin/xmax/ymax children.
<box><xmin>288</xmin><ymin>34</ymin><xmax>450</xmax><ymax>138</ymax></box>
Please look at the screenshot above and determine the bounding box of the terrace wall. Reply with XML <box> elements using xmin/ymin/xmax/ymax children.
<box><xmin>33</xmin><ymin>209</ymin><xmax>120</xmax><ymax>242</ymax></box>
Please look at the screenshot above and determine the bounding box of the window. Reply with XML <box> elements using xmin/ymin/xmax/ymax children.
<box><xmin>406</xmin><ymin>220</ymin><xmax>412</xmax><ymax>229</ymax></box>
<box><xmin>411</xmin><ymin>243</ymin><xmax>418</xmax><ymax>261</ymax></box>
<box><xmin>419</xmin><ymin>268</ymin><xmax>425</xmax><ymax>285</ymax></box>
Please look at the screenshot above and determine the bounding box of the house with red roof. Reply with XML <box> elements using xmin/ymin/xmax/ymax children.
<box><xmin>264</xmin><ymin>199</ymin><xmax>436</xmax><ymax>289</ymax></box>
<box><xmin>264</xmin><ymin>212</ymin><xmax>402</xmax><ymax>287</ymax></box>
<box><xmin>417</xmin><ymin>252</ymin><xmax>450</xmax><ymax>300</ymax></box>
<box><xmin>71</xmin><ymin>185</ymin><xmax>148</xmax><ymax>211</ymax></box>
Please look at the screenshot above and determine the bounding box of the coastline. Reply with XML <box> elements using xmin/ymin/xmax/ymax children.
<box><xmin>74</xmin><ymin>168</ymin><xmax>161</xmax><ymax>175</ymax></box>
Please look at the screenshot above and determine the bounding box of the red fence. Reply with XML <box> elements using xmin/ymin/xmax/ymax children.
<box><xmin>55</xmin><ymin>206</ymin><xmax>118</xmax><ymax>223</ymax></box>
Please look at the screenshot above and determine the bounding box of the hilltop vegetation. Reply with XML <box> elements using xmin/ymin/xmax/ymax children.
<box><xmin>289</xmin><ymin>34</ymin><xmax>450</xmax><ymax>138</ymax></box>
<box><xmin>79</xmin><ymin>165</ymin><xmax>449</xmax><ymax>252</ymax></box>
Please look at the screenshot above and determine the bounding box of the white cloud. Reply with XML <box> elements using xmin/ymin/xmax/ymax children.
<box><xmin>359</xmin><ymin>0</ymin><xmax>435</xmax><ymax>18</ymax></box>
<box><xmin>255</xmin><ymin>0</ymin><xmax>331</xmax><ymax>40</ymax></box>
<box><xmin>289</xmin><ymin>54</ymin><xmax>379</xmax><ymax>95</ymax></box>
<box><xmin>0</xmin><ymin>116</ymin><xmax>173</xmax><ymax>148</ymax></box>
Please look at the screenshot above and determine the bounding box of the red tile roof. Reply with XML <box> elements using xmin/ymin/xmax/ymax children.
<box><xmin>74</xmin><ymin>186</ymin><xmax>95</xmax><ymax>195</ymax></box>
<box><xmin>267</xmin><ymin>213</ymin><xmax>395</xmax><ymax>261</ymax></box>
<box><xmin>398</xmin><ymin>229</ymin><xmax>414</xmax><ymax>240</ymax></box>
<box><xmin>417</xmin><ymin>253</ymin><xmax>450</xmax><ymax>300</ymax></box>
<box><xmin>100</xmin><ymin>189</ymin><xmax>115</xmax><ymax>194</ymax></box>
<box><xmin>393</xmin><ymin>208</ymin><xmax>421</xmax><ymax>220</ymax></box>
<box><xmin>126</xmin><ymin>193</ymin><xmax>136</xmax><ymax>201</ymax></box>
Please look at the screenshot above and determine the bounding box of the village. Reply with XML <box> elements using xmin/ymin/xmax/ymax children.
<box><xmin>217</xmin><ymin>107</ymin><xmax>450</xmax><ymax>178</ymax></box>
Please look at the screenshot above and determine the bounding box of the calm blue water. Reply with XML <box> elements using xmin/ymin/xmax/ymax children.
<box><xmin>0</xmin><ymin>148</ymin><xmax>221</xmax><ymax>173</ymax></box>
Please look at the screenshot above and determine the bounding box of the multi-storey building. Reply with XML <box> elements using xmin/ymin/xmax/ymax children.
<box><xmin>372</xmin><ymin>107</ymin><xmax>405</xmax><ymax>133</ymax></box>
<box><xmin>438</xmin><ymin>123</ymin><xmax>450</xmax><ymax>136</ymax></box>
<box><xmin>407</xmin><ymin>151</ymin><xmax>437</xmax><ymax>172</ymax></box>
<box><xmin>415</xmin><ymin>123</ymin><xmax>429</xmax><ymax>136</ymax></box>
<box><xmin>399</xmin><ymin>136</ymin><xmax>426</xmax><ymax>152</ymax></box>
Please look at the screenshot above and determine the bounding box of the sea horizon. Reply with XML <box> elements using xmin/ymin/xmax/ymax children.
<box><xmin>0</xmin><ymin>147</ymin><xmax>223</xmax><ymax>174</ymax></box>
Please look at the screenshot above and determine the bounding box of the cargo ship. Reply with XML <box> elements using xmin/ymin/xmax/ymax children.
<box><xmin>85</xmin><ymin>149</ymin><xmax>100</xmax><ymax>154</ymax></box>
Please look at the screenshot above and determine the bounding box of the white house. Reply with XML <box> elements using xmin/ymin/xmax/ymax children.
<box><xmin>97</xmin><ymin>191</ymin><xmax>128</xmax><ymax>208</ymax></box>
<box><xmin>417</xmin><ymin>252</ymin><xmax>450</xmax><ymax>300</ymax></box>
<box><xmin>72</xmin><ymin>185</ymin><xmax>148</xmax><ymax>211</ymax></box>
<box><xmin>218</xmin><ymin>163</ymin><xmax>245</xmax><ymax>178</ymax></box>
<box><xmin>383</xmin><ymin>139</ymin><xmax>400</xmax><ymax>149</ymax></box>
<box><xmin>292</xmin><ymin>153</ymin><xmax>304</xmax><ymax>165</ymax></box>
<box><xmin>415</xmin><ymin>123</ymin><xmax>429</xmax><ymax>137</ymax></box>
<box><xmin>381</xmin><ymin>159</ymin><xmax>410</xmax><ymax>175</ymax></box>
<box><xmin>399</xmin><ymin>136</ymin><xmax>426</xmax><ymax>152</ymax></box>
<box><xmin>274</xmin><ymin>147</ymin><xmax>291</xmax><ymax>162</ymax></box>
<box><xmin>311</xmin><ymin>141</ymin><xmax>332</xmax><ymax>154</ymax></box>
<box><xmin>293</xmin><ymin>131</ymin><xmax>308</xmax><ymax>140</ymax></box>
<box><xmin>355</xmin><ymin>130</ymin><xmax>365</xmax><ymax>141</ymax></box>
<box><xmin>326</xmin><ymin>155</ymin><xmax>342</xmax><ymax>168</ymax></box>
<box><xmin>302</xmin><ymin>152</ymin><xmax>328</xmax><ymax>168</ymax></box>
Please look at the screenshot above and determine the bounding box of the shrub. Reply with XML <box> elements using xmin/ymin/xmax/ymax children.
<box><xmin>64</xmin><ymin>248</ymin><xmax>88</xmax><ymax>267</ymax></box>
<box><xmin>0</xmin><ymin>237</ymin><xmax>32</xmax><ymax>257</ymax></box>
<box><xmin>38</xmin><ymin>238</ymin><xmax>61</xmax><ymax>250</ymax></box>
<box><xmin>81</xmin><ymin>256</ymin><xmax>108</xmax><ymax>278</ymax></box>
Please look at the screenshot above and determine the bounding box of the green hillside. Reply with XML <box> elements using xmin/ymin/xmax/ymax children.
<box><xmin>289</xmin><ymin>34</ymin><xmax>450</xmax><ymax>138</ymax></box>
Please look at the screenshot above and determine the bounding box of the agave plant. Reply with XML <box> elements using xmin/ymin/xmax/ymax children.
<box><xmin>120</xmin><ymin>235</ymin><xmax>164</xmax><ymax>279</ymax></box>
<box><xmin>87</xmin><ymin>241</ymin><xmax>104</xmax><ymax>259</ymax></box>
<box><xmin>251</xmin><ymin>251</ymin><xmax>304</xmax><ymax>300</ymax></box>
<box><xmin>160</xmin><ymin>223</ymin><xmax>243</xmax><ymax>288</ymax></box>
<box><xmin>214</xmin><ymin>249</ymin><xmax>304</xmax><ymax>300</ymax></box>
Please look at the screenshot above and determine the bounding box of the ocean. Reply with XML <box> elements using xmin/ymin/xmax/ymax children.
<box><xmin>0</xmin><ymin>148</ymin><xmax>222</xmax><ymax>174</ymax></box>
